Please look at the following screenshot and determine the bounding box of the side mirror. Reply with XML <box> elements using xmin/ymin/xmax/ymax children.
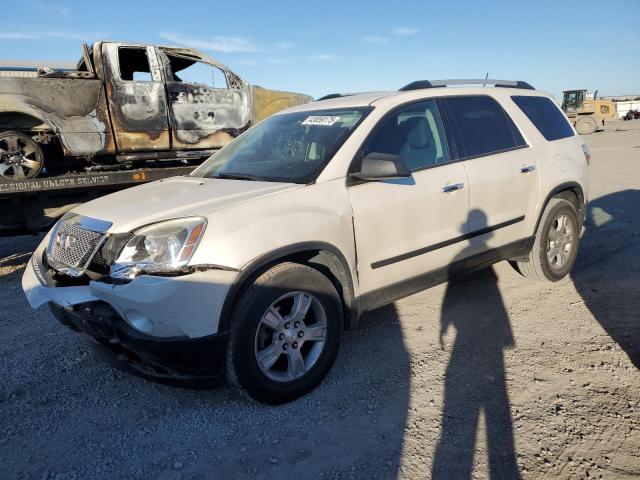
<box><xmin>350</xmin><ymin>152</ymin><xmax>411</xmax><ymax>182</ymax></box>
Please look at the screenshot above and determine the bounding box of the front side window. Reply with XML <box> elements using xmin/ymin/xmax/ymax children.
<box><xmin>512</xmin><ymin>95</ymin><xmax>575</xmax><ymax>141</ymax></box>
<box><xmin>444</xmin><ymin>96</ymin><xmax>523</xmax><ymax>158</ymax></box>
<box><xmin>191</xmin><ymin>108</ymin><xmax>370</xmax><ymax>183</ymax></box>
<box><xmin>362</xmin><ymin>100</ymin><xmax>450</xmax><ymax>171</ymax></box>
<box><xmin>118</xmin><ymin>47</ymin><xmax>152</xmax><ymax>81</ymax></box>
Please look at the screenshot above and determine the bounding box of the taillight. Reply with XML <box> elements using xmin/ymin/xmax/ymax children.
<box><xmin>582</xmin><ymin>144</ymin><xmax>591</xmax><ymax>165</ymax></box>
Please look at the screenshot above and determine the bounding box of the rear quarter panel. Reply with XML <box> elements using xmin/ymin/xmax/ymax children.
<box><xmin>499</xmin><ymin>91</ymin><xmax>589</xmax><ymax>236</ymax></box>
<box><xmin>0</xmin><ymin>77</ymin><xmax>115</xmax><ymax>155</ymax></box>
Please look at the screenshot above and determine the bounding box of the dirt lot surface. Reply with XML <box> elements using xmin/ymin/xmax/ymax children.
<box><xmin>1</xmin><ymin>120</ymin><xmax>639</xmax><ymax>479</ymax></box>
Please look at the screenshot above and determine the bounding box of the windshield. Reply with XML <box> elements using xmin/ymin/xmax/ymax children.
<box><xmin>191</xmin><ymin>108</ymin><xmax>371</xmax><ymax>183</ymax></box>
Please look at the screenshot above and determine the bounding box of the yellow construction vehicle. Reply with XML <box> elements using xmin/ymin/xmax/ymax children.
<box><xmin>561</xmin><ymin>89</ymin><xmax>617</xmax><ymax>135</ymax></box>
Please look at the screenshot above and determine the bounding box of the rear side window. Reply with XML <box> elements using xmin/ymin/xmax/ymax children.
<box><xmin>443</xmin><ymin>96</ymin><xmax>525</xmax><ymax>158</ymax></box>
<box><xmin>511</xmin><ymin>95</ymin><xmax>575</xmax><ymax>141</ymax></box>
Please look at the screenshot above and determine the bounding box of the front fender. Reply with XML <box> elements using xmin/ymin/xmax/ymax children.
<box><xmin>189</xmin><ymin>180</ymin><xmax>356</xmax><ymax>275</ymax></box>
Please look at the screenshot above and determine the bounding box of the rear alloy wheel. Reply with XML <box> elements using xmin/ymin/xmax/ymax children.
<box><xmin>0</xmin><ymin>131</ymin><xmax>44</xmax><ymax>180</ymax></box>
<box><xmin>226</xmin><ymin>262</ymin><xmax>343</xmax><ymax>404</ymax></box>
<box><xmin>546</xmin><ymin>213</ymin><xmax>575</xmax><ymax>271</ymax></box>
<box><xmin>510</xmin><ymin>198</ymin><xmax>580</xmax><ymax>282</ymax></box>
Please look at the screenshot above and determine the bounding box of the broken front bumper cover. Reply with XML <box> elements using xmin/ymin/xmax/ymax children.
<box><xmin>23</xmin><ymin>237</ymin><xmax>237</xmax><ymax>338</ymax></box>
<box><xmin>49</xmin><ymin>300</ymin><xmax>228</xmax><ymax>385</ymax></box>
<box><xmin>22</xmin><ymin>238</ymin><xmax>237</xmax><ymax>384</ymax></box>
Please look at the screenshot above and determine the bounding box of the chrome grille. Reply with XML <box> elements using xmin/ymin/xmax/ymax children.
<box><xmin>46</xmin><ymin>214</ymin><xmax>112</xmax><ymax>276</ymax></box>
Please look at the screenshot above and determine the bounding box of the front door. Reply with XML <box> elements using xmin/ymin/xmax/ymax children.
<box><xmin>159</xmin><ymin>50</ymin><xmax>251</xmax><ymax>150</ymax></box>
<box><xmin>103</xmin><ymin>43</ymin><xmax>170</xmax><ymax>152</ymax></box>
<box><xmin>348</xmin><ymin>100</ymin><xmax>470</xmax><ymax>299</ymax></box>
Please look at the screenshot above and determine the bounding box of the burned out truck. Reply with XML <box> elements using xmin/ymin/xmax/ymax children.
<box><xmin>0</xmin><ymin>41</ymin><xmax>312</xmax><ymax>180</ymax></box>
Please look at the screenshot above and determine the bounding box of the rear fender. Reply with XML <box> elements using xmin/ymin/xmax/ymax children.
<box><xmin>0</xmin><ymin>79</ymin><xmax>115</xmax><ymax>155</ymax></box>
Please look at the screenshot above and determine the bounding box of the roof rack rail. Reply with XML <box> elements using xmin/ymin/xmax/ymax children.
<box><xmin>399</xmin><ymin>79</ymin><xmax>535</xmax><ymax>91</ymax></box>
<box><xmin>316</xmin><ymin>93</ymin><xmax>346</xmax><ymax>101</ymax></box>
<box><xmin>316</xmin><ymin>91</ymin><xmax>377</xmax><ymax>101</ymax></box>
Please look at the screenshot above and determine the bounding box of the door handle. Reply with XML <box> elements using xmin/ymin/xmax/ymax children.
<box><xmin>442</xmin><ymin>182</ymin><xmax>465</xmax><ymax>193</ymax></box>
<box><xmin>520</xmin><ymin>165</ymin><xmax>536</xmax><ymax>173</ymax></box>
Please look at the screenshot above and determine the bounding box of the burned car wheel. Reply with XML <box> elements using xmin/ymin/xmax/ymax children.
<box><xmin>0</xmin><ymin>131</ymin><xmax>45</xmax><ymax>180</ymax></box>
<box><xmin>226</xmin><ymin>262</ymin><xmax>343</xmax><ymax>404</ymax></box>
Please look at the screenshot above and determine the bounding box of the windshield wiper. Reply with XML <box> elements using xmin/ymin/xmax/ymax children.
<box><xmin>210</xmin><ymin>172</ymin><xmax>262</xmax><ymax>181</ymax></box>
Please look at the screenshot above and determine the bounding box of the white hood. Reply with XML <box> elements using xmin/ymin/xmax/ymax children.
<box><xmin>72</xmin><ymin>175</ymin><xmax>300</xmax><ymax>232</ymax></box>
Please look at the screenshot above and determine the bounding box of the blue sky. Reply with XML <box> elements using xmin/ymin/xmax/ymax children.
<box><xmin>1</xmin><ymin>0</ymin><xmax>638</xmax><ymax>100</ymax></box>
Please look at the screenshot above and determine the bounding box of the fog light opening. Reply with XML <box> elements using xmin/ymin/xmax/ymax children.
<box><xmin>125</xmin><ymin>310</ymin><xmax>154</xmax><ymax>333</ymax></box>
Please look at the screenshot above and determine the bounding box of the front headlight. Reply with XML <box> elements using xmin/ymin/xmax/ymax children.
<box><xmin>110</xmin><ymin>217</ymin><xmax>207</xmax><ymax>280</ymax></box>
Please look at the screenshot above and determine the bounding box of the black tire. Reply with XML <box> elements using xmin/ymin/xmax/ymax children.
<box><xmin>226</xmin><ymin>262</ymin><xmax>343</xmax><ymax>404</ymax></box>
<box><xmin>0</xmin><ymin>130</ymin><xmax>45</xmax><ymax>180</ymax></box>
<box><xmin>575</xmin><ymin>116</ymin><xmax>597</xmax><ymax>135</ymax></box>
<box><xmin>510</xmin><ymin>198</ymin><xmax>580</xmax><ymax>282</ymax></box>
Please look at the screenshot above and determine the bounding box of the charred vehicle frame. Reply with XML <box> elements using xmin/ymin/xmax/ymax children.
<box><xmin>0</xmin><ymin>41</ymin><xmax>312</xmax><ymax>180</ymax></box>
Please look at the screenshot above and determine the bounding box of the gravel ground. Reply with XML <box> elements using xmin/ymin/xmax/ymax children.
<box><xmin>1</xmin><ymin>120</ymin><xmax>639</xmax><ymax>479</ymax></box>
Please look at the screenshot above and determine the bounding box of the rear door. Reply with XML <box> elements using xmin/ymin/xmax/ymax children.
<box><xmin>438</xmin><ymin>95</ymin><xmax>539</xmax><ymax>257</ymax></box>
<box><xmin>159</xmin><ymin>50</ymin><xmax>251</xmax><ymax>150</ymax></box>
<box><xmin>102</xmin><ymin>43</ymin><xmax>170</xmax><ymax>152</ymax></box>
<box><xmin>348</xmin><ymin>99</ymin><xmax>470</xmax><ymax>299</ymax></box>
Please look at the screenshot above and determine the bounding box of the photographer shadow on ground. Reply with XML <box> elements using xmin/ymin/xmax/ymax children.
<box><xmin>432</xmin><ymin>210</ymin><xmax>521</xmax><ymax>479</ymax></box>
<box><xmin>571</xmin><ymin>189</ymin><xmax>640</xmax><ymax>367</ymax></box>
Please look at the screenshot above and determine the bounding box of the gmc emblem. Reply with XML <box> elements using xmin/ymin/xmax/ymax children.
<box><xmin>55</xmin><ymin>231</ymin><xmax>77</xmax><ymax>251</ymax></box>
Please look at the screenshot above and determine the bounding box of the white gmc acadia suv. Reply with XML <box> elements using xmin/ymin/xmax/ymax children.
<box><xmin>22</xmin><ymin>79</ymin><xmax>590</xmax><ymax>404</ymax></box>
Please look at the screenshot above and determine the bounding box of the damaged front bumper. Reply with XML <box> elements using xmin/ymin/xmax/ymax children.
<box><xmin>48</xmin><ymin>300</ymin><xmax>228</xmax><ymax>385</ymax></box>
<box><xmin>22</xmin><ymin>238</ymin><xmax>238</xmax><ymax>384</ymax></box>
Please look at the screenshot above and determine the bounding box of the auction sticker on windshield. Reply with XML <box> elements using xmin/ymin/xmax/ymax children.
<box><xmin>301</xmin><ymin>115</ymin><xmax>341</xmax><ymax>126</ymax></box>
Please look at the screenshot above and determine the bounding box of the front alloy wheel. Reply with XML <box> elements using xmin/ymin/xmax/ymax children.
<box><xmin>226</xmin><ymin>262</ymin><xmax>343</xmax><ymax>404</ymax></box>
<box><xmin>255</xmin><ymin>291</ymin><xmax>328</xmax><ymax>382</ymax></box>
